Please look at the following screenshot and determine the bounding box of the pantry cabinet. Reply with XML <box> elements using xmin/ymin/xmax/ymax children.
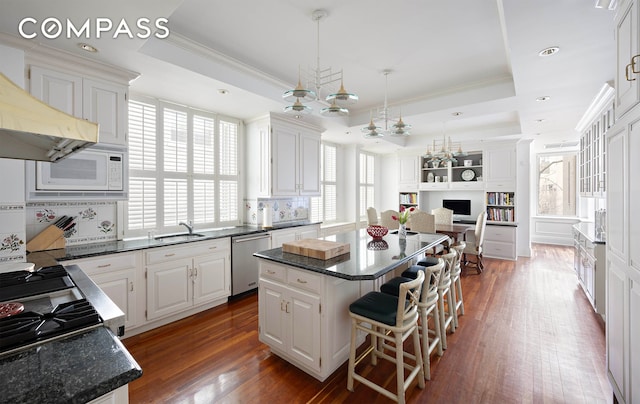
<box><xmin>615</xmin><ymin>0</ymin><xmax>640</xmax><ymax>119</ymax></box>
<box><xmin>145</xmin><ymin>238</ymin><xmax>230</xmax><ymax>320</ymax></box>
<box><xmin>484</xmin><ymin>145</ymin><xmax>516</xmax><ymax>191</ymax></box>
<box><xmin>29</xmin><ymin>66</ymin><xmax>128</xmax><ymax>146</ymax></box>
<box><xmin>246</xmin><ymin>113</ymin><xmax>323</xmax><ymax>198</ymax></box>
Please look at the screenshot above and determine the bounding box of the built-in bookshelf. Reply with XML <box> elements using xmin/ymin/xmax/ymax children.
<box><xmin>399</xmin><ymin>192</ymin><xmax>419</xmax><ymax>211</ymax></box>
<box><xmin>486</xmin><ymin>191</ymin><xmax>515</xmax><ymax>223</ymax></box>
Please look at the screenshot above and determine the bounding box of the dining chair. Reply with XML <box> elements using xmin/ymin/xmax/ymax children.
<box><xmin>380</xmin><ymin>210</ymin><xmax>399</xmax><ymax>230</ymax></box>
<box><xmin>367</xmin><ymin>207</ymin><xmax>379</xmax><ymax>225</ymax></box>
<box><xmin>407</xmin><ymin>212</ymin><xmax>443</xmax><ymax>255</ymax></box>
<box><xmin>463</xmin><ymin>211</ymin><xmax>488</xmax><ymax>274</ymax></box>
<box><xmin>431</xmin><ymin>207</ymin><xmax>454</xmax><ymax>226</ymax></box>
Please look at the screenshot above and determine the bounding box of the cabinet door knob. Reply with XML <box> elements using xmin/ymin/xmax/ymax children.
<box><xmin>632</xmin><ymin>54</ymin><xmax>640</xmax><ymax>74</ymax></box>
<box><xmin>297</xmin><ymin>278</ymin><xmax>308</xmax><ymax>284</ymax></box>
<box><xmin>98</xmin><ymin>264</ymin><xmax>112</xmax><ymax>268</ymax></box>
<box><xmin>165</xmin><ymin>253</ymin><xmax>175</xmax><ymax>257</ymax></box>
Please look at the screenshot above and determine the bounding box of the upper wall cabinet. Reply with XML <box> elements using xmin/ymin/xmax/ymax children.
<box><xmin>246</xmin><ymin>113</ymin><xmax>323</xmax><ymax>198</ymax></box>
<box><xmin>616</xmin><ymin>0</ymin><xmax>640</xmax><ymax>120</ymax></box>
<box><xmin>484</xmin><ymin>144</ymin><xmax>516</xmax><ymax>191</ymax></box>
<box><xmin>30</xmin><ymin>66</ymin><xmax>128</xmax><ymax>146</ymax></box>
<box><xmin>398</xmin><ymin>155</ymin><xmax>420</xmax><ymax>189</ymax></box>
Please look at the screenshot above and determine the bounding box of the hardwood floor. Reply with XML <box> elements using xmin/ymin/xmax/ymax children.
<box><xmin>123</xmin><ymin>244</ymin><xmax>612</xmax><ymax>403</ymax></box>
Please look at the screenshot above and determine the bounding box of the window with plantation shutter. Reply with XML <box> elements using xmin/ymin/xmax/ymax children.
<box><xmin>125</xmin><ymin>97</ymin><xmax>240</xmax><ymax>237</ymax></box>
<box><xmin>310</xmin><ymin>143</ymin><xmax>337</xmax><ymax>223</ymax></box>
<box><xmin>359</xmin><ymin>152</ymin><xmax>375</xmax><ymax>220</ymax></box>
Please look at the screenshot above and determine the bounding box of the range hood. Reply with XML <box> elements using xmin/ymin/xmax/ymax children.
<box><xmin>0</xmin><ymin>72</ymin><xmax>98</xmax><ymax>162</ymax></box>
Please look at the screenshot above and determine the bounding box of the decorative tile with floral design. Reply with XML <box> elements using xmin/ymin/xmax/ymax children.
<box><xmin>98</xmin><ymin>220</ymin><xmax>114</xmax><ymax>233</ymax></box>
<box><xmin>79</xmin><ymin>208</ymin><xmax>97</xmax><ymax>220</ymax></box>
<box><xmin>0</xmin><ymin>234</ymin><xmax>24</xmax><ymax>252</ymax></box>
<box><xmin>35</xmin><ymin>209</ymin><xmax>57</xmax><ymax>223</ymax></box>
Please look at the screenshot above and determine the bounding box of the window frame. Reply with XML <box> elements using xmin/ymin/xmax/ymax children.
<box><xmin>358</xmin><ymin>151</ymin><xmax>375</xmax><ymax>221</ymax></box>
<box><xmin>124</xmin><ymin>95</ymin><xmax>241</xmax><ymax>238</ymax></box>
<box><xmin>536</xmin><ymin>151</ymin><xmax>578</xmax><ymax>217</ymax></box>
<box><xmin>310</xmin><ymin>142</ymin><xmax>338</xmax><ymax>223</ymax></box>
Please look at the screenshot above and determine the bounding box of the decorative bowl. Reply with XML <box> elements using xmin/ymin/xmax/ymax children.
<box><xmin>367</xmin><ymin>239</ymin><xmax>389</xmax><ymax>250</ymax></box>
<box><xmin>367</xmin><ymin>225</ymin><xmax>388</xmax><ymax>239</ymax></box>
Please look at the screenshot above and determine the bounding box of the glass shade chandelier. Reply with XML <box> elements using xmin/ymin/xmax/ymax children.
<box><xmin>425</xmin><ymin>122</ymin><xmax>466</xmax><ymax>163</ymax></box>
<box><xmin>283</xmin><ymin>9</ymin><xmax>358</xmax><ymax>117</ymax></box>
<box><xmin>361</xmin><ymin>70</ymin><xmax>412</xmax><ymax>138</ymax></box>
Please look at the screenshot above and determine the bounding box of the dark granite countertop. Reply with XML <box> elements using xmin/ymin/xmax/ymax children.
<box><xmin>27</xmin><ymin>222</ymin><xmax>321</xmax><ymax>267</ymax></box>
<box><xmin>254</xmin><ymin>229</ymin><xmax>449</xmax><ymax>280</ymax></box>
<box><xmin>573</xmin><ymin>222</ymin><xmax>606</xmax><ymax>245</ymax></box>
<box><xmin>0</xmin><ymin>326</ymin><xmax>142</xmax><ymax>404</ymax></box>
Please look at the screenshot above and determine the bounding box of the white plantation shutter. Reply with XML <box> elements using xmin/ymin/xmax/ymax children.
<box><xmin>164</xmin><ymin>179</ymin><xmax>188</xmax><ymax>226</ymax></box>
<box><xmin>310</xmin><ymin>143</ymin><xmax>337</xmax><ymax>223</ymax></box>
<box><xmin>193</xmin><ymin>115</ymin><xmax>215</xmax><ymax>174</ymax></box>
<box><xmin>359</xmin><ymin>152</ymin><xmax>375</xmax><ymax>219</ymax></box>
<box><xmin>128</xmin><ymin>101</ymin><xmax>156</xmax><ymax>171</ymax></box>
<box><xmin>193</xmin><ymin>179</ymin><xmax>215</xmax><ymax>224</ymax></box>
<box><xmin>128</xmin><ymin>178</ymin><xmax>156</xmax><ymax>230</ymax></box>
<box><xmin>164</xmin><ymin>108</ymin><xmax>188</xmax><ymax>173</ymax></box>
<box><xmin>126</xmin><ymin>97</ymin><xmax>240</xmax><ymax>237</ymax></box>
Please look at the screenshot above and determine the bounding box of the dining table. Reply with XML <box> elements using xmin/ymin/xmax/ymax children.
<box><xmin>435</xmin><ymin>223</ymin><xmax>473</xmax><ymax>243</ymax></box>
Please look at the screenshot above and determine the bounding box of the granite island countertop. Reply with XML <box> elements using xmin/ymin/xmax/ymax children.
<box><xmin>254</xmin><ymin>229</ymin><xmax>449</xmax><ymax>280</ymax></box>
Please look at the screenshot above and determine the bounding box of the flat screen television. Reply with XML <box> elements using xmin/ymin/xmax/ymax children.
<box><xmin>442</xmin><ymin>199</ymin><xmax>471</xmax><ymax>215</ymax></box>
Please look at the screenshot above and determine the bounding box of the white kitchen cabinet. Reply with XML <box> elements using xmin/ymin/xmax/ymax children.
<box><xmin>615</xmin><ymin>0</ymin><xmax>640</xmax><ymax>120</ymax></box>
<box><xmin>65</xmin><ymin>251</ymin><xmax>141</xmax><ymax>330</ymax></box>
<box><xmin>246</xmin><ymin>113</ymin><xmax>323</xmax><ymax>198</ymax></box>
<box><xmin>270</xmin><ymin>224</ymin><xmax>320</xmax><ymax>248</ymax></box>
<box><xmin>398</xmin><ymin>155</ymin><xmax>419</xmax><ymax>189</ymax></box>
<box><xmin>483</xmin><ymin>225</ymin><xmax>517</xmax><ymax>260</ymax></box>
<box><xmin>258</xmin><ymin>260</ymin><xmax>361</xmax><ymax>381</ymax></box>
<box><xmin>87</xmin><ymin>385</ymin><xmax>129</xmax><ymax>404</ymax></box>
<box><xmin>145</xmin><ymin>238</ymin><xmax>231</xmax><ymax>321</ymax></box>
<box><xmin>606</xmin><ymin>112</ymin><xmax>640</xmax><ymax>403</ymax></box>
<box><xmin>30</xmin><ymin>66</ymin><xmax>128</xmax><ymax>146</ymax></box>
<box><xmin>419</xmin><ymin>151</ymin><xmax>484</xmax><ymax>190</ymax></box>
<box><xmin>484</xmin><ymin>144</ymin><xmax>516</xmax><ymax>191</ymax></box>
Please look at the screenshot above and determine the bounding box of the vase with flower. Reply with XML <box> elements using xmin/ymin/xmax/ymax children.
<box><xmin>392</xmin><ymin>206</ymin><xmax>414</xmax><ymax>239</ymax></box>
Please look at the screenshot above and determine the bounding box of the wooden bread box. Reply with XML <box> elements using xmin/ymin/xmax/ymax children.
<box><xmin>282</xmin><ymin>238</ymin><xmax>350</xmax><ymax>260</ymax></box>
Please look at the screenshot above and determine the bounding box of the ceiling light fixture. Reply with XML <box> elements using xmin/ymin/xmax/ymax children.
<box><xmin>283</xmin><ymin>9</ymin><xmax>357</xmax><ymax>116</ymax></box>
<box><xmin>218</xmin><ymin>89</ymin><xmax>230</xmax><ymax>95</ymax></box>
<box><xmin>424</xmin><ymin>122</ymin><xmax>466</xmax><ymax>163</ymax></box>
<box><xmin>536</xmin><ymin>96</ymin><xmax>551</xmax><ymax>101</ymax></box>
<box><xmin>361</xmin><ymin>70</ymin><xmax>411</xmax><ymax>138</ymax></box>
<box><xmin>538</xmin><ymin>46</ymin><xmax>560</xmax><ymax>57</ymax></box>
<box><xmin>78</xmin><ymin>43</ymin><xmax>98</xmax><ymax>53</ymax></box>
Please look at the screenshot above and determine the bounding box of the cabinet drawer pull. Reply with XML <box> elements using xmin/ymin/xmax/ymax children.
<box><xmin>165</xmin><ymin>253</ymin><xmax>175</xmax><ymax>257</ymax></box>
<box><xmin>632</xmin><ymin>54</ymin><xmax>640</xmax><ymax>74</ymax></box>
<box><xmin>209</xmin><ymin>246</ymin><xmax>217</xmax><ymax>250</ymax></box>
<box><xmin>97</xmin><ymin>264</ymin><xmax>111</xmax><ymax>268</ymax></box>
<box><xmin>267</xmin><ymin>270</ymin><xmax>276</xmax><ymax>275</ymax></box>
<box><xmin>626</xmin><ymin>63</ymin><xmax>636</xmax><ymax>81</ymax></box>
<box><xmin>297</xmin><ymin>278</ymin><xmax>308</xmax><ymax>284</ymax></box>
<box><xmin>130</xmin><ymin>281</ymin><xmax>134</xmax><ymax>292</ymax></box>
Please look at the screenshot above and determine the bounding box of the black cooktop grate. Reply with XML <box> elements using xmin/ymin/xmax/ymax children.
<box><xmin>0</xmin><ymin>265</ymin><xmax>75</xmax><ymax>301</ymax></box>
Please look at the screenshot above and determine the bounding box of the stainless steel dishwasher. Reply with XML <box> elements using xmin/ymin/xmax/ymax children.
<box><xmin>231</xmin><ymin>232</ymin><xmax>271</xmax><ymax>296</ymax></box>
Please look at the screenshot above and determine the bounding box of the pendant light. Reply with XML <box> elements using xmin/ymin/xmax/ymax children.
<box><xmin>361</xmin><ymin>70</ymin><xmax>411</xmax><ymax>137</ymax></box>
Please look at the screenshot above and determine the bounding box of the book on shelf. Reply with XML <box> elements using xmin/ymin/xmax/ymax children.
<box><xmin>486</xmin><ymin>192</ymin><xmax>514</xmax><ymax>206</ymax></box>
<box><xmin>487</xmin><ymin>207</ymin><xmax>515</xmax><ymax>222</ymax></box>
<box><xmin>399</xmin><ymin>193</ymin><xmax>417</xmax><ymax>204</ymax></box>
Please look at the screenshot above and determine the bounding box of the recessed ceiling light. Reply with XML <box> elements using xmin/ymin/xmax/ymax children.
<box><xmin>451</xmin><ymin>111</ymin><xmax>463</xmax><ymax>116</ymax></box>
<box><xmin>78</xmin><ymin>43</ymin><xmax>98</xmax><ymax>53</ymax></box>
<box><xmin>535</xmin><ymin>119</ymin><xmax>545</xmax><ymax>123</ymax></box>
<box><xmin>536</xmin><ymin>96</ymin><xmax>551</xmax><ymax>101</ymax></box>
<box><xmin>538</xmin><ymin>46</ymin><xmax>560</xmax><ymax>57</ymax></box>
<box><xmin>218</xmin><ymin>89</ymin><xmax>230</xmax><ymax>95</ymax></box>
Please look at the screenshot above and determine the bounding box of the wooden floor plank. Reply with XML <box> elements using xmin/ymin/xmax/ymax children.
<box><xmin>124</xmin><ymin>244</ymin><xmax>612</xmax><ymax>403</ymax></box>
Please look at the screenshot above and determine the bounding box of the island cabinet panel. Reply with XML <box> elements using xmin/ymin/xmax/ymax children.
<box><xmin>258</xmin><ymin>261</ymin><xmax>361</xmax><ymax>381</ymax></box>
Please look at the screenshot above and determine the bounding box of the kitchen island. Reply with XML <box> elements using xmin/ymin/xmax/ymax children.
<box><xmin>254</xmin><ymin>229</ymin><xmax>448</xmax><ymax>381</ymax></box>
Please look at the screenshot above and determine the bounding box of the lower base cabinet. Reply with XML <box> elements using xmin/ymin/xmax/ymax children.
<box><xmin>258</xmin><ymin>260</ymin><xmax>364</xmax><ymax>381</ymax></box>
<box><xmin>146</xmin><ymin>238</ymin><xmax>231</xmax><ymax>321</ymax></box>
<box><xmin>87</xmin><ymin>385</ymin><xmax>129</xmax><ymax>404</ymax></box>
<box><xmin>483</xmin><ymin>225</ymin><xmax>517</xmax><ymax>260</ymax></box>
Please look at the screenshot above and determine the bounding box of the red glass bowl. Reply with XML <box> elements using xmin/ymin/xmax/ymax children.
<box><xmin>367</xmin><ymin>225</ymin><xmax>388</xmax><ymax>239</ymax></box>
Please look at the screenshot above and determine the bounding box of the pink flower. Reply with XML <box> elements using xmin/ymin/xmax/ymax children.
<box><xmin>394</xmin><ymin>207</ymin><xmax>415</xmax><ymax>225</ymax></box>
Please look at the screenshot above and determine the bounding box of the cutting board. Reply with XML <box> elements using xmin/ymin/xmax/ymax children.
<box><xmin>282</xmin><ymin>239</ymin><xmax>350</xmax><ymax>260</ymax></box>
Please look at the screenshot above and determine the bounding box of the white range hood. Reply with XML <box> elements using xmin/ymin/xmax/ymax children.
<box><xmin>0</xmin><ymin>72</ymin><xmax>98</xmax><ymax>162</ymax></box>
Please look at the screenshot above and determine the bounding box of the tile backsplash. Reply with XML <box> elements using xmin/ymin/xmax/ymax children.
<box><xmin>245</xmin><ymin>197</ymin><xmax>309</xmax><ymax>226</ymax></box>
<box><xmin>0</xmin><ymin>203</ymin><xmax>26</xmax><ymax>263</ymax></box>
<box><xmin>26</xmin><ymin>201</ymin><xmax>117</xmax><ymax>246</ymax></box>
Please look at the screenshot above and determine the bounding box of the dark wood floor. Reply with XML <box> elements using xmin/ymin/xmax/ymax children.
<box><xmin>123</xmin><ymin>244</ymin><xmax>612</xmax><ymax>403</ymax></box>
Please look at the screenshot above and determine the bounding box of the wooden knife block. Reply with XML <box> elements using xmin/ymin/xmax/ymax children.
<box><xmin>26</xmin><ymin>225</ymin><xmax>66</xmax><ymax>252</ymax></box>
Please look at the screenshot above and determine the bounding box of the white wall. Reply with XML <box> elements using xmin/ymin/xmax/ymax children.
<box><xmin>517</xmin><ymin>140</ymin><xmax>532</xmax><ymax>257</ymax></box>
<box><xmin>418</xmin><ymin>190</ymin><xmax>484</xmax><ymax>221</ymax></box>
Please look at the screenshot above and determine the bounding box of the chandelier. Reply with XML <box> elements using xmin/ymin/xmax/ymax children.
<box><xmin>283</xmin><ymin>9</ymin><xmax>358</xmax><ymax>117</ymax></box>
<box><xmin>424</xmin><ymin>122</ymin><xmax>466</xmax><ymax>163</ymax></box>
<box><xmin>361</xmin><ymin>70</ymin><xmax>411</xmax><ymax>138</ymax></box>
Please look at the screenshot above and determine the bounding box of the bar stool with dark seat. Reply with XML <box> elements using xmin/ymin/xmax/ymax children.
<box><xmin>347</xmin><ymin>271</ymin><xmax>425</xmax><ymax>403</ymax></box>
<box><xmin>450</xmin><ymin>242</ymin><xmax>466</xmax><ymax>329</ymax></box>
<box><xmin>380</xmin><ymin>259</ymin><xmax>445</xmax><ymax>380</ymax></box>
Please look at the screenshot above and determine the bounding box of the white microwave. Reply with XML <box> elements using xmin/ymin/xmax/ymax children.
<box><xmin>26</xmin><ymin>145</ymin><xmax>128</xmax><ymax>201</ymax></box>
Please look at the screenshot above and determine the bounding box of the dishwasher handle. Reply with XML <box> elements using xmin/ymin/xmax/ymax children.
<box><xmin>233</xmin><ymin>234</ymin><xmax>271</xmax><ymax>243</ymax></box>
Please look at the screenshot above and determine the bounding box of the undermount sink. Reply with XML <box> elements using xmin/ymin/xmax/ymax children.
<box><xmin>155</xmin><ymin>233</ymin><xmax>206</xmax><ymax>242</ymax></box>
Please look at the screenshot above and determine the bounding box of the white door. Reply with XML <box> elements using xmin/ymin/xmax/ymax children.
<box><xmin>146</xmin><ymin>260</ymin><xmax>192</xmax><ymax>320</ymax></box>
<box><xmin>271</xmin><ymin>126</ymin><xmax>299</xmax><ymax>196</ymax></box>
<box><xmin>616</xmin><ymin>0</ymin><xmax>640</xmax><ymax>119</ymax></box>
<box><xmin>484</xmin><ymin>147</ymin><xmax>516</xmax><ymax>190</ymax></box>
<box><xmin>193</xmin><ymin>252</ymin><xmax>230</xmax><ymax>305</ymax></box>
<box><xmin>607</xmin><ymin>259</ymin><xmax>627</xmax><ymax>400</ymax></box>
<box><xmin>298</xmin><ymin>131</ymin><xmax>321</xmax><ymax>196</ymax></box>
<box><xmin>288</xmin><ymin>287</ymin><xmax>321</xmax><ymax>372</ymax></box>
<box><xmin>91</xmin><ymin>268</ymin><xmax>137</xmax><ymax>329</ymax></box>
<box><xmin>607</xmin><ymin>128</ymin><xmax>627</xmax><ymax>262</ymax></box>
<box><xmin>398</xmin><ymin>156</ymin><xmax>419</xmax><ymax>186</ymax></box>
<box><xmin>30</xmin><ymin>66</ymin><xmax>82</xmax><ymax>117</ymax></box>
<box><xmin>259</xmin><ymin>279</ymin><xmax>287</xmax><ymax>351</ymax></box>
<box><xmin>83</xmin><ymin>79</ymin><xmax>127</xmax><ymax>145</ymax></box>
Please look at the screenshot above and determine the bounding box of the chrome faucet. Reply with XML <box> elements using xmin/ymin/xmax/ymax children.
<box><xmin>179</xmin><ymin>221</ymin><xmax>194</xmax><ymax>235</ymax></box>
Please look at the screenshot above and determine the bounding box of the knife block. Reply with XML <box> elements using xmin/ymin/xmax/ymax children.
<box><xmin>26</xmin><ymin>225</ymin><xmax>66</xmax><ymax>252</ymax></box>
